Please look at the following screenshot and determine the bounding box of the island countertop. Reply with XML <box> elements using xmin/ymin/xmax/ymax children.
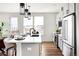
<box><xmin>4</xmin><ymin>35</ymin><xmax>42</xmax><ymax>43</ymax></box>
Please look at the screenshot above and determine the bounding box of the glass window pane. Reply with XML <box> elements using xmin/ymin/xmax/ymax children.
<box><xmin>34</xmin><ymin>16</ymin><xmax>44</xmax><ymax>26</ymax></box>
<box><xmin>11</xmin><ymin>17</ymin><xmax>18</xmax><ymax>31</ymax></box>
<box><xmin>23</xmin><ymin>17</ymin><xmax>33</xmax><ymax>34</ymax></box>
<box><xmin>34</xmin><ymin>16</ymin><xmax>44</xmax><ymax>35</ymax></box>
<box><xmin>23</xmin><ymin>17</ymin><xmax>33</xmax><ymax>26</ymax></box>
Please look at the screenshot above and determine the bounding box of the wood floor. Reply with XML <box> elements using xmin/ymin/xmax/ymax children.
<box><xmin>0</xmin><ymin>42</ymin><xmax>63</xmax><ymax>56</ymax></box>
<box><xmin>41</xmin><ymin>42</ymin><xmax>63</xmax><ymax>56</ymax></box>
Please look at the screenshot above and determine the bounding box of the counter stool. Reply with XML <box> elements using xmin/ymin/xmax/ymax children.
<box><xmin>0</xmin><ymin>39</ymin><xmax>16</xmax><ymax>56</ymax></box>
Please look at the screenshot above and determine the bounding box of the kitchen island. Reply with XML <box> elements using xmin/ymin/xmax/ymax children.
<box><xmin>4</xmin><ymin>35</ymin><xmax>42</xmax><ymax>56</ymax></box>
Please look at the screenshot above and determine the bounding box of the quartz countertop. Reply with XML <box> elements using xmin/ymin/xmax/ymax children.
<box><xmin>4</xmin><ymin>35</ymin><xmax>42</xmax><ymax>43</ymax></box>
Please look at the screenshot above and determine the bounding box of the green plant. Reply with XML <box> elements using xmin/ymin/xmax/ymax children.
<box><xmin>0</xmin><ymin>22</ymin><xmax>4</xmax><ymax>31</ymax></box>
<box><xmin>0</xmin><ymin>27</ymin><xmax>2</xmax><ymax>31</ymax></box>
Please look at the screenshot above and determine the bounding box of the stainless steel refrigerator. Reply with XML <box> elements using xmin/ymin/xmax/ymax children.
<box><xmin>62</xmin><ymin>13</ymin><xmax>76</xmax><ymax>56</ymax></box>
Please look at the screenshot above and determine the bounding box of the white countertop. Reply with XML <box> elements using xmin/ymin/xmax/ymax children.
<box><xmin>4</xmin><ymin>35</ymin><xmax>42</xmax><ymax>43</ymax></box>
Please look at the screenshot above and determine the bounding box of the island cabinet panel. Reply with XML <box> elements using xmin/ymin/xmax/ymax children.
<box><xmin>21</xmin><ymin>43</ymin><xmax>41</xmax><ymax>56</ymax></box>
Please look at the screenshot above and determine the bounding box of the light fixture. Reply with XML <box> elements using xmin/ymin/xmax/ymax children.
<box><xmin>20</xmin><ymin>3</ymin><xmax>31</xmax><ymax>20</ymax></box>
<box><xmin>20</xmin><ymin>3</ymin><xmax>25</xmax><ymax>15</ymax></box>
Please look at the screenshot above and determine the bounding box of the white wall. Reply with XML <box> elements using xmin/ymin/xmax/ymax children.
<box><xmin>76</xmin><ymin>4</ymin><xmax>79</xmax><ymax>56</ymax></box>
<box><xmin>0</xmin><ymin>13</ymin><xmax>57</xmax><ymax>41</ymax></box>
<box><xmin>44</xmin><ymin>13</ymin><xmax>57</xmax><ymax>41</ymax></box>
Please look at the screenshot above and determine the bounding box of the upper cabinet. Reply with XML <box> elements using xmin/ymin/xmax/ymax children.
<box><xmin>62</xmin><ymin>3</ymin><xmax>75</xmax><ymax>17</ymax></box>
<box><xmin>69</xmin><ymin>3</ymin><xmax>75</xmax><ymax>14</ymax></box>
<box><xmin>56</xmin><ymin>3</ymin><xmax>75</xmax><ymax>27</ymax></box>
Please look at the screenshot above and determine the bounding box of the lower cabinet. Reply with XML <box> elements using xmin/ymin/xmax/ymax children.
<box><xmin>21</xmin><ymin>43</ymin><xmax>41</xmax><ymax>56</ymax></box>
<box><xmin>58</xmin><ymin>37</ymin><xmax>63</xmax><ymax>51</ymax></box>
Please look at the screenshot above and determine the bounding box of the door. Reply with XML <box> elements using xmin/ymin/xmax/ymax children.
<box><xmin>62</xmin><ymin>14</ymin><xmax>73</xmax><ymax>46</ymax></box>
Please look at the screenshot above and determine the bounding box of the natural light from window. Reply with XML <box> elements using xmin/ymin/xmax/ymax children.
<box><xmin>10</xmin><ymin>17</ymin><xmax>18</xmax><ymax>35</ymax></box>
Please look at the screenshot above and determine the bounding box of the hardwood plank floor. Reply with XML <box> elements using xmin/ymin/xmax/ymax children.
<box><xmin>41</xmin><ymin>42</ymin><xmax>63</xmax><ymax>56</ymax></box>
<box><xmin>0</xmin><ymin>42</ymin><xmax>63</xmax><ymax>56</ymax></box>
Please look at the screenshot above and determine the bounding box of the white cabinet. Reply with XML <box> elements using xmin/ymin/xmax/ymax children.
<box><xmin>65</xmin><ymin>3</ymin><xmax>75</xmax><ymax>16</ymax></box>
<box><xmin>56</xmin><ymin>3</ymin><xmax>75</xmax><ymax>21</ymax></box>
<box><xmin>63</xmin><ymin>3</ymin><xmax>69</xmax><ymax>16</ymax></box>
<box><xmin>58</xmin><ymin>36</ymin><xmax>63</xmax><ymax>51</ymax></box>
<box><xmin>60</xmin><ymin>3</ymin><xmax>75</xmax><ymax>17</ymax></box>
<box><xmin>69</xmin><ymin>3</ymin><xmax>75</xmax><ymax>14</ymax></box>
<box><xmin>21</xmin><ymin>43</ymin><xmax>41</xmax><ymax>56</ymax></box>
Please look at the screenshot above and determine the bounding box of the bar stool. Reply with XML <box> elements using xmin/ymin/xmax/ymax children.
<box><xmin>0</xmin><ymin>38</ymin><xmax>16</xmax><ymax>56</ymax></box>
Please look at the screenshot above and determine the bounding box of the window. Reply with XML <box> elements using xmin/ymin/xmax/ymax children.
<box><xmin>23</xmin><ymin>17</ymin><xmax>33</xmax><ymax>34</ymax></box>
<box><xmin>23</xmin><ymin>17</ymin><xmax>33</xmax><ymax>26</ymax></box>
<box><xmin>34</xmin><ymin>16</ymin><xmax>44</xmax><ymax>35</ymax></box>
<box><xmin>23</xmin><ymin>16</ymin><xmax>44</xmax><ymax>35</ymax></box>
<box><xmin>10</xmin><ymin>17</ymin><xmax>18</xmax><ymax>35</ymax></box>
<box><xmin>34</xmin><ymin>16</ymin><xmax>44</xmax><ymax>26</ymax></box>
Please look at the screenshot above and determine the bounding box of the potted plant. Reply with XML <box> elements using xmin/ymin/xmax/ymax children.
<box><xmin>0</xmin><ymin>22</ymin><xmax>4</xmax><ymax>39</ymax></box>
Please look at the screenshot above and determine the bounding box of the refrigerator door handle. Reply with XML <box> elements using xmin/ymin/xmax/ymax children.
<box><xmin>62</xmin><ymin>40</ymin><xmax>74</xmax><ymax>48</ymax></box>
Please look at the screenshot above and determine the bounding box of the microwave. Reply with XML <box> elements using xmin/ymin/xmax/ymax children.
<box><xmin>58</xmin><ymin>21</ymin><xmax>62</xmax><ymax>27</ymax></box>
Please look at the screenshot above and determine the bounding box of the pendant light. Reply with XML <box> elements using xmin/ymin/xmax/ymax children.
<box><xmin>20</xmin><ymin>3</ymin><xmax>25</xmax><ymax>15</ymax></box>
<box><xmin>20</xmin><ymin>3</ymin><xmax>31</xmax><ymax>20</ymax></box>
<box><xmin>25</xmin><ymin>3</ymin><xmax>28</xmax><ymax>18</ymax></box>
<box><xmin>27</xmin><ymin>6</ymin><xmax>31</xmax><ymax>20</ymax></box>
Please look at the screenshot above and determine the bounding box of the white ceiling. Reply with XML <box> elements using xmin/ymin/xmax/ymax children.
<box><xmin>0</xmin><ymin>3</ymin><xmax>60</xmax><ymax>13</ymax></box>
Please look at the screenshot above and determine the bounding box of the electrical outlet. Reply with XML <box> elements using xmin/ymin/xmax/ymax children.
<box><xmin>27</xmin><ymin>47</ymin><xmax>31</xmax><ymax>51</ymax></box>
